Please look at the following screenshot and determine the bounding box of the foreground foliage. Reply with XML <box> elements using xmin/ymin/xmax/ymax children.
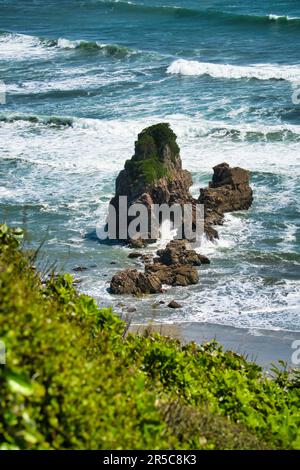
<box><xmin>0</xmin><ymin>224</ymin><xmax>299</xmax><ymax>449</ymax></box>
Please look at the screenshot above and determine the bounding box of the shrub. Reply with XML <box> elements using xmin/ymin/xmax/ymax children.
<box><xmin>0</xmin><ymin>224</ymin><xmax>299</xmax><ymax>449</ymax></box>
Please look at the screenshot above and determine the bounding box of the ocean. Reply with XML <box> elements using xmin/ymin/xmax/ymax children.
<box><xmin>0</xmin><ymin>0</ymin><xmax>299</xmax><ymax>332</ymax></box>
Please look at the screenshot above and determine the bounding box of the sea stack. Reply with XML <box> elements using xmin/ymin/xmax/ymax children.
<box><xmin>109</xmin><ymin>123</ymin><xmax>194</xmax><ymax>245</ymax></box>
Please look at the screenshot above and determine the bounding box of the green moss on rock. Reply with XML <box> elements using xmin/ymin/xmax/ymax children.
<box><xmin>125</xmin><ymin>156</ymin><xmax>169</xmax><ymax>184</ymax></box>
<box><xmin>125</xmin><ymin>123</ymin><xmax>179</xmax><ymax>184</ymax></box>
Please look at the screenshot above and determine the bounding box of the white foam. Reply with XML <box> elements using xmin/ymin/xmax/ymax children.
<box><xmin>269</xmin><ymin>14</ymin><xmax>300</xmax><ymax>21</ymax></box>
<box><xmin>7</xmin><ymin>70</ymin><xmax>135</xmax><ymax>94</ymax></box>
<box><xmin>167</xmin><ymin>59</ymin><xmax>300</xmax><ymax>83</ymax></box>
<box><xmin>0</xmin><ymin>32</ymin><xmax>53</xmax><ymax>60</ymax></box>
<box><xmin>1</xmin><ymin>114</ymin><xmax>300</xmax><ymax>176</ymax></box>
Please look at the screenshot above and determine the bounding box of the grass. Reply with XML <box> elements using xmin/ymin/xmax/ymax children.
<box><xmin>0</xmin><ymin>224</ymin><xmax>299</xmax><ymax>450</ymax></box>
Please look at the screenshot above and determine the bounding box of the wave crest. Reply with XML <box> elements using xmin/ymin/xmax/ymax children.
<box><xmin>54</xmin><ymin>38</ymin><xmax>135</xmax><ymax>58</ymax></box>
<box><xmin>167</xmin><ymin>59</ymin><xmax>300</xmax><ymax>83</ymax></box>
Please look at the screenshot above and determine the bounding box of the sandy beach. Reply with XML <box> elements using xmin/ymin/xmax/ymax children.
<box><xmin>130</xmin><ymin>322</ymin><xmax>300</xmax><ymax>370</ymax></box>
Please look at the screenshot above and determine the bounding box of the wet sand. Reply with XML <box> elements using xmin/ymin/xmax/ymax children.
<box><xmin>130</xmin><ymin>322</ymin><xmax>300</xmax><ymax>370</ymax></box>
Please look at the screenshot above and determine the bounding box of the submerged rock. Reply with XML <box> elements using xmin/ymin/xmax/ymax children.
<box><xmin>168</xmin><ymin>300</ymin><xmax>182</xmax><ymax>309</ymax></box>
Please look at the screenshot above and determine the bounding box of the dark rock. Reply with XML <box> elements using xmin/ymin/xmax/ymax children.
<box><xmin>199</xmin><ymin>162</ymin><xmax>253</xmax><ymax>239</ymax></box>
<box><xmin>128</xmin><ymin>252</ymin><xmax>143</xmax><ymax>259</ymax></box>
<box><xmin>200</xmin><ymin>162</ymin><xmax>253</xmax><ymax>214</ymax></box>
<box><xmin>128</xmin><ymin>237</ymin><xmax>147</xmax><ymax>249</ymax></box>
<box><xmin>168</xmin><ymin>300</ymin><xmax>182</xmax><ymax>309</ymax></box>
<box><xmin>110</xmin><ymin>269</ymin><xmax>162</xmax><ymax>295</ymax></box>
<box><xmin>210</xmin><ymin>163</ymin><xmax>250</xmax><ymax>188</ymax></box>
<box><xmin>127</xmin><ymin>307</ymin><xmax>137</xmax><ymax>313</ymax></box>
<box><xmin>146</xmin><ymin>262</ymin><xmax>198</xmax><ymax>286</ymax></box>
<box><xmin>155</xmin><ymin>240</ymin><xmax>210</xmax><ymax>266</ymax></box>
<box><xmin>141</xmin><ymin>254</ymin><xmax>153</xmax><ymax>264</ymax></box>
<box><xmin>73</xmin><ymin>266</ymin><xmax>88</xmax><ymax>272</ymax></box>
<box><xmin>109</xmin><ymin>123</ymin><xmax>194</xmax><ymax>243</ymax></box>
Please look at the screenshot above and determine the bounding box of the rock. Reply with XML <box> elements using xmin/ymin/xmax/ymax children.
<box><xmin>200</xmin><ymin>162</ymin><xmax>253</xmax><ymax>213</ymax></box>
<box><xmin>146</xmin><ymin>262</ymin><xmax>198</xmax><ymax>286</ymax></box>
<box><xmin>128</xmin><ymin>252</ymin><xmax>143</xmax><ymax>259</ymax></box>
<box><xmin>127</xmin><ymin>307</ymin><xmax>137</xmax><ymax>313</ymax></box>
<box><xmin>109</xmin><ymin>123</ymin><xmax>194</xmax><ymax>243</ymax></box>
<box><xmin>110</xmin><ymin>261</ymin><xmax>117</xmax><ymax>265</ymax></box>
<box><xmin>110</xmin><ymin>269</ymin><xmax>162</xmax><ymax>295</ymax></box>
<box><xmin>155</xmin><ymin>240</ymin><xmax>210</xmax><ymax>266</ymax></box>
<box><xmin>141</xmin><ymin>254</ymin><xmax>153</xmax><ymax>263</ymax></box>
<box><xmin>128</xmin><ymin>237</ymin><xmax>147</xmax><ymax>249</ymax></box>
<box><xmin>73</xmin><ymin>266</ymin><xmax>88</xmax><ymax>272</ymax></box>
<box><xmin>210</xmin><ymin>163</ymin><xmax>250</xmax><ymax>188</ymax></box>
<box><xmin>168</xmin><ymin>300</ymin><xmax>182</xmax><ymax>309</ymax></box>
<box><xmin>110</xmin><ymin>240</ymin><xmax>205</xmax><ymax>295</ymax></box>
<box><xmin>199</xmin><ymin>162</ymin><xmax>253</xmax><ymax>239</ymax></box>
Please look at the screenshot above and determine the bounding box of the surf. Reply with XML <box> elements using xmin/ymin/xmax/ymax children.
<box><xmin>167</xmin><ymin>59</ymin><xmax>300</xmax><ymax>83</ymax></box>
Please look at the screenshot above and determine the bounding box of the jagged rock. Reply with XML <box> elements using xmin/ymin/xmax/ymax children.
<box><xmin>109</xmin><ymin>123</ymin><xmax>194</xmax><ymax>242</ymax></box>
<box><xmin>128</xmin><ymin>252</ymin><xmax>143</xmax><ymax>259</ymax></box>
<box><xmin>110</xmin><ymin>269</ymin><xmax>162</xmax><ymax>295</ymax></box>
<box><xmin>111</xmin><ymin>241</ymin><xmax>206</xmax><ymax>295</ymax></box>
<box><xmin>155</xmin><ymin>240</ymin><xmax>210</xmax><ymax>266</ymax></box>
<box><xmin>199</xmin><ymin>162</ymin><xmax>253</xmax><ymax>213</ymax></box>
<box><xmin>210</xmin><ymin>163</ymin><xmax>250</xmax><ymax>188</ymax></box>
<box><xmin>146</xmin><ymin>262</ymin><xmax>198</xmax><ymax>286</ymax></box>
<box><xmin>198</xmin><ymin>162</ymin><xmax>253</xmax><ymax>239</ymax></box>
<box><xmin>128</xmin><ymin>237</ymin><xmax>147</xmax><ymax>249</ymax></box>
<box><xmin>168</xmin><ymin>300</ymin><xmax>182</xmax><ymax>309</ymax></box>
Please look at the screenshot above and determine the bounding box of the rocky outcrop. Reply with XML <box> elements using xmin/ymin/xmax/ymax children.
<box><xmin>110</xmin><ymin>269</ymin><xmax>162</xmax><ymax>295</ymax></box>
<box><xmin>145</xmin><ymin>263</ymin><xmax>198</xmax><ymax>287</ymax></box>
<box><xmin>109</xmin><ymin>123</ymin><xmax>193</xmax><ymax>243</ymax></box>
<box><xmin>155</xmin><ymin>240</ymin><xmax>210</xmax><ymax>266</ymax></box>
<box><xmin>110</xmin><ymin>240</ymin><xmax>208</xmax><ymax>295</ymax></box>
<box><xmin>198</xmin><ymin>162</ymin><xmax>253</xmax><ymax>239</ymax></box>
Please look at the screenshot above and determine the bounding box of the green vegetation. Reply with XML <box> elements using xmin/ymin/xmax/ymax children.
<box><xmin>0</xmin><ymin>224</ymin><xmax>299</xmax><ymax>450</ymax></box>
<box><xmin>125</xmin><ymin>123</ymin><xmax>179</xmax><ymax>184</ymax></box>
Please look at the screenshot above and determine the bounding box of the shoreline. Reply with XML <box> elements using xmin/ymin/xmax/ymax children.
<box><xmin>130</xmin><ymin>322</ymin><xmax>300</xmax><ymax>370</ymax></box>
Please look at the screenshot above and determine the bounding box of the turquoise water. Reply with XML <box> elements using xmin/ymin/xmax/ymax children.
<box><xmin>0</xmin><ymin>0</ymin><xmax>299</xmax><ymax>331</ymax></box>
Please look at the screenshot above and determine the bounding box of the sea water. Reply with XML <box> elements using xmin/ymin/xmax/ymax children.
<box><xmin>0</xmin><ymin>0</ymin><xmax>299</xmax><ymax>331</ymax></box>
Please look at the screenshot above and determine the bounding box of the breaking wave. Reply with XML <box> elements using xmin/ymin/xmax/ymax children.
<box><xmin>167</xmin><ymin>59</ymin><xmax>300</xmax><ymax>83</ymax></box>
<box><xmin>0</xmin><ymin>31</ymin><xmax>137</xmax><ymax>60</ymax></box>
